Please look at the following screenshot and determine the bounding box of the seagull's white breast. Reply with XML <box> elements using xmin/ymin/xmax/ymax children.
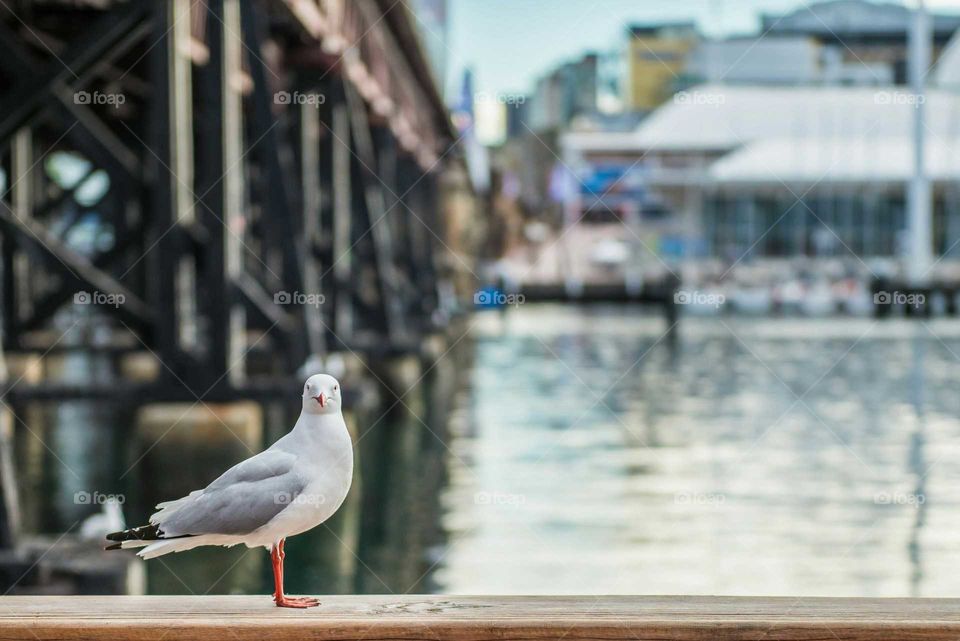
<box><xmin>246</xmin><ymin>412</ymin><xmax>354</xmax><ymax>548</ymax></box>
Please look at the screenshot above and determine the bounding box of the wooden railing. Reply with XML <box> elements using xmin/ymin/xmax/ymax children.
<box><xmin>1</xmin><ymin>595</ymin><xmax>960</xmax><ymax>640</ymax></box>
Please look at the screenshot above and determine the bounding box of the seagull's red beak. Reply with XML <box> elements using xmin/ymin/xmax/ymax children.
<box><xmin>314</xmin><ymin>393</ymin><xmax>326</xmax><ymax>408</ymax></box>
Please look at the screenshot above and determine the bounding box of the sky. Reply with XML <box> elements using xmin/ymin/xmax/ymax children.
<box><xmin>443</xmin><ymin>0</ymin><xmax>960</xmax><ymax>99</ymax></box>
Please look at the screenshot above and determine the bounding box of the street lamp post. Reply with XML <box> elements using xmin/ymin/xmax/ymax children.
<box><xmin>907</xmin><ymin>0</ymin><xmax>933</xmax><ymax>283</ymax></box>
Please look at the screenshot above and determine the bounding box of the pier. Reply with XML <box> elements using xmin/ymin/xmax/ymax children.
<box><xmin>0</xmin><ymin>0</ymin><xmax>471</xmax><ymax>402</ymax></box>
<box><xmin>0</xmin><ymin>0</ymin><xmax>476</xmax><ymax>595</ymax></box>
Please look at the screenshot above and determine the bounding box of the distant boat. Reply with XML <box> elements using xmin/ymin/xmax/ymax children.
<box><xmin>731</xmin><ymin>286</ymin><xmax>772</xmax><ymax>315</ymax></box>
<box><xmin>685</xmin><ymin>286</ymin><xmax>727</xmax><ymax>316</ymax></box>
<box><xmin>801</xmin><ymin>280</ymin><xmax>836</xmax><ymax>316</ymax></box>
<box><xmin>838</xmin><ymin>280</ymin><xmax>874</xmax><ymax>316</ymax></box>
<box><xmin>589</xmin><ymin>239</ymin><xmax>630</xmax><ymax>268</ymax></box>
<box><xmin>774</xmin><ymin>279</ymin><xmax>805</xmax><ymax>315</ymax></box>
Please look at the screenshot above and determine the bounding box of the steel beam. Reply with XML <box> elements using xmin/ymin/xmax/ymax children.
<box><xmin>331</xmin><ymin>86</ymin><xmax>354</xmax><ymax>344</ymax></box>
<box><xmin>197</xmin><ymin>0</ymin><xmax>247</xmax><ymax>386</ymax></box>
<box><xmin>299</xmin><ymin>93</ymin><xmax>327</xmax><ymax>356</ymax></box>
<box><xmin>343</xmin><ymin>80</ymin><xmax>406</xmax><ymax>345</ymax></box>
<box><xmin>240</xmin><ymin>0</ymin><xmax>309</xmax><ymax>371</ymax></box>
<box><xmin>0</xmin><ymin>2</ymin><xmax>150</xmax><ymax>144</ymax></box>
<box><xmin>146</xmin><ymin>0</ymin><xmax>183</xmax><ymax>374</ymax></box>
<box><xmin>0</xmin><ymin>203</ymin><xmax>152</xmax><ymax>324</ymax></box>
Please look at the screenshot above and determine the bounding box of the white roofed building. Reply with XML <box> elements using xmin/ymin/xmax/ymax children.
<box><xmin>560</xmin><ymin>83</ymin><xmax>960</xmax><ymax>262</ymax></box>
<box><xmin>686</xmin><ymin>37</ymin><xmax>833</xmax><ymax>86</ymax></box>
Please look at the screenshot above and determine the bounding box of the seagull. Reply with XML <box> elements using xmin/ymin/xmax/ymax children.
<box><xmin>80</xmin><ymin>496</ymin><xmax>125</xmax><ymax>540</ymax></box>
<box><xmin>106</xmin><ymin>374</ymin><xmax>354</xmax><ymax>608</ymax></box>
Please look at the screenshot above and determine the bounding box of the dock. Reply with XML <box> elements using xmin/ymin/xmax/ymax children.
<box><xmin>0</xmin><ymin>0</ymin><xmax>471</xmax><ymax>401</ymax></box>
<box><xmin>0</xmin><ymin>0</ymin><xmax>478</xmax><ymax>596</ymax></box>
<box><xmin>2</xmin><ymin>595</ymin><xmax>960</xmax><ymax>640</ymax></box>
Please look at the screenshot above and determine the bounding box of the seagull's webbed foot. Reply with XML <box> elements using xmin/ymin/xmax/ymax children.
<box><xmin>275</xmin><ymin>595</ymin><xmax>320</xmax><ymax>608</ymax></box>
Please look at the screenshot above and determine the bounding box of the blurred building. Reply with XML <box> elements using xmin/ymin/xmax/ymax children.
<box><xmin>408</xmin><ymin>0</ymin><xmax>449</xmax><ymax>91</ymax></box>
<box><xmin>687</xmin><ymin>37</ymin><xmax>828</xmax><ymax>86</ymax></box>
<box><xmin>562</xmin><ymin>84</ymin><xmax>960</xmax><ymax>261</ymax></box>
<box><xmin>625</xmin><ymin>22</ymin><xmax>698</xmax><ymax>111</ymax></box>
<box><xmin>527</xmin><ymin>53</ymin><xmax>598</xmax><ymax>132</ymax></box>
<box><xmin>451</xmin><ymin>69</ymin><xmax>491</xmax><ymax>193</ymax></box>
<box><xmin>597</xmin><ymin>49</ymin><xmax>626</xmax><ymax>114</ymax></box>
<box><xmin>761</xmin><ymin>0</ymin><xmax>960</xmax><ymax>84</ymax></box>
<box><xmin>933</xmin><ymin>28</ymin><xmax>960</xmax><ymax>90</ymax></box>
<box><xmin>504</xmin><ymin>99</ymin><xmax>530</xmax><ymax>139</ymax></box>
<box><xmin>687</xmin><ymin>1</ymin><xmax>960</xmax><ymax>88</ymax></box>
<box><xmin>527</xmin><ymin>71</ymin><xmax>563</xmax><ymax>132</ymax></box>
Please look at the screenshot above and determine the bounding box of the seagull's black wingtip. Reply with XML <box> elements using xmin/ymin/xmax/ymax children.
<box><xmin>106</xmin><ymin>523</ymin><xmax>161</xmax><ymax>542</ymax></box>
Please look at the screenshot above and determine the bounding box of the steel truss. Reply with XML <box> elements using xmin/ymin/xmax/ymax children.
<box><xmin>0</xmin><ymin>0</ymin><xmax>458</xmax><ymax>403</ymax></box>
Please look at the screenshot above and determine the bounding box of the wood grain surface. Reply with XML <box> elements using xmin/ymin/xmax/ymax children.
<box><xmin>1</xmin><ymin>595</ymin><xmax>960</xmax><ymax>640</ymax></box>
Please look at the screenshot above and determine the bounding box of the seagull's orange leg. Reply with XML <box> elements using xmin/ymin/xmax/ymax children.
<box><xmin>270</xmin><ymin>543</ymin><xmax>281</xmax><ymax>600</ymax></box>
<box><xmin>271</xmin><ymin>538</ymin><xmax>320</xmax><ymax>608</ymax></box>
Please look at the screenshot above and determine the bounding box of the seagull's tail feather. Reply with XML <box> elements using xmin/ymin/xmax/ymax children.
<box><xmin>105</xmin><ymin>539</ymin><xmax>152</xmax><ymax>551</ymax></box>
<box><xmin>137</xmin><ymin>535</ymin><xmax>238</xmax><ymax>560</ymax></box>
<box><xmin>148</xmin><ymin>490</ymin><xmax>202</xmax><ymax>532</ymax></box>
<box><xmin>105</xmin><ymin>523</ymin><xmax>162</xmax><ymax>543</ymax></box>
<box><xmin>104</xmin><ymin>522</ymin><xmax>194</xmax><ymax>551</ymax></box>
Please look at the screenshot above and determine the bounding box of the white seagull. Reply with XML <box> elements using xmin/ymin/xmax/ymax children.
<box><xmin>106</xmin><ymin>374</ymin><xmax>354</xmax><ymax>608</ymax></box>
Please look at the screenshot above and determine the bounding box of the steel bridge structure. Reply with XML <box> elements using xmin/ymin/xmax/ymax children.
<box><xmin>0</xmin><ymin>0</ymin><xmax>464</xmax><ymax>403</ymax></box>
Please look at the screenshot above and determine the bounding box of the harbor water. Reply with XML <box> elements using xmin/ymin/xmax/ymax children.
<box><xmin>17</xmin><ymin>305</ymin><xmax>960</xmax><ymax>597</ymax></box>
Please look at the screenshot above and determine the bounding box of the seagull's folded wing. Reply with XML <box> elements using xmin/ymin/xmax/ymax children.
<box><xmin>150</xmin><ymin>450</ymin><xmax>307</xmax><ymax>537</ymax></box>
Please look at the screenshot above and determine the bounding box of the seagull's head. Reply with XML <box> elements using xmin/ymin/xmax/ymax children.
<box><xmin>302</xmin><ymin>374</ymin><xmax>342</xmax><ymax>415</ymax></box>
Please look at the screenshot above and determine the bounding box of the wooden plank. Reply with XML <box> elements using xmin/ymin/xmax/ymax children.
<box><xmin>1</xmin><ymin>595</ymin><xmax>960</xmax><ymax>640</ymax></box>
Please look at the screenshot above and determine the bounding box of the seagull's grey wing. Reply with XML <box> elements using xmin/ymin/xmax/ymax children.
<box><xmin>151</xmin><ymin>449</ymin><xmax>307</xmax><ymax>537</ymax></box>
<box><xmin>205</xmin><ymin>448</ymin><xmax>295</xmax><ymax>491</ymax></box>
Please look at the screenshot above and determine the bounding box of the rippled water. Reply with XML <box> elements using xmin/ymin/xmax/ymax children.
<box><xmin>19</xmin><ymin>306</ymin><xmax>960</xmax><ymax>597</ymax></box>
<box><xmin>434</xmin><ymin>306</ymin><xmax>960</xmax><ymax>596</ymax></box>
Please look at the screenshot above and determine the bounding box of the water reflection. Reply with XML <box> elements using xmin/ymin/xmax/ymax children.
<box><xmin>435</xmin><ymin>306</ymin><xmax>960</xmax><ymax>596</ymax></box>
<box><xmin>16</xmin><ymin>306</ymin><xmax>960</xmax><ymax>597</ymax></box>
